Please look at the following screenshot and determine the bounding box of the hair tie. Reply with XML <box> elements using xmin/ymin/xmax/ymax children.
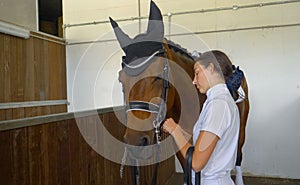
<box><xmin>226</xmin><ymin>65</ymin><xmax>244</xmax><ymax>92</ymax></box>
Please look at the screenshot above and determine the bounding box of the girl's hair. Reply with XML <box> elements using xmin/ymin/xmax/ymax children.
<box><xmin>196</xmin><ymin>50</ymin><xmax>242</xmax><ymax>100</ymax></box>
<box><xmin>196</xmin><ymin>50</ymin><xmax>233</xmax><ymax>81</ymax></box>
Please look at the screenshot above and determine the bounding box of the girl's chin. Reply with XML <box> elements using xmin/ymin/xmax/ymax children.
<box><xmin>196</xmin><ymin>85</ymin><xmax>206</xmax><ymax>94</ymax></box>
<box><xmin>199</xmin><ymin>88</ymin><xmax>206</xmax><ymax>94</ymax></box>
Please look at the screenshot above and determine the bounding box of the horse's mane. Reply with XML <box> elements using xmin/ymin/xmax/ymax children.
<box><xmin>165</xmin><ymin>39</ymin><xmax>195</xmax><ymax>61</ymax></box>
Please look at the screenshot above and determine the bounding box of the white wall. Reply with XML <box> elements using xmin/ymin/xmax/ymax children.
<box><xmin>0</xmin><ymin>0</ymin><xmax>37</xmax><ymax>30</ymax></box>
<box><xmin>64</xmin><ymin>0</ymin><xmax>300</xmax><ymax>179</ymax></box>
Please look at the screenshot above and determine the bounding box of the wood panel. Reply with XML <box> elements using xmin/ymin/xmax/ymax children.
<box><xmin>0</xmin><ymin>32</ymin><xmax>67</xmax><ymax>121</ymax></box>
<box><xmin>0</xmin><ymin>34</ymin><xmax>4</xmax><ymax>120</ymax></box>
<box><xmin>0</xmin><ymin>110</ymin><xmax>176</xmax><ymax>185</ymax></box>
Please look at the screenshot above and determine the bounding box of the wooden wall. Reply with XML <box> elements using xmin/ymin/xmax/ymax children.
<box><xmin>0</xmin><ymin>30</ymin><xmax>176</xmax><ymax>185</ymax></box>
<box><xmin>0</xmin><ymin>110</ymin><xmax>176</xmax><ymax>185</ymax></box>
<box><xmin>0</xmin><ymin>32</ymin><xmax>67</xmax><ymax>121</ymax></box>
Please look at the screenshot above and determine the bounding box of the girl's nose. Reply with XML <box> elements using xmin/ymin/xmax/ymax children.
<box><xmin>192</xmin><ymin>76</ymin><xmax>197</xmax><ymax>85</ymax></box>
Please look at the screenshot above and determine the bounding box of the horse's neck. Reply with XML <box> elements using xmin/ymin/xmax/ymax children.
<box><xmin>167</xmin><ymin>49</ymin><xmax>203</xmax><ymax>134</ymax></box>
<box><xmin>168</xmin><ymin>49</ymin><xmax>195</xmax><ymax>79</ymax></box>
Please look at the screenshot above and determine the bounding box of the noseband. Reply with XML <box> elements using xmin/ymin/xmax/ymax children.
<box><xmin>123</xmin><ymin>47</ymin><xmax>170</xmax><ymax>144</ymax></box>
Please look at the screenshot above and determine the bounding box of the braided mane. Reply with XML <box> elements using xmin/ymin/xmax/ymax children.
<box><xmin>166</xmin><ymin>39</ymin><xmax>195</xmax><ymax>61</ymax></box>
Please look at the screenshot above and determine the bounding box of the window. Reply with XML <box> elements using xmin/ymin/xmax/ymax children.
<box><xmin>38</xmin><ymin>0</ymin><xmax>63</xmax><ymax>37</ymax></box>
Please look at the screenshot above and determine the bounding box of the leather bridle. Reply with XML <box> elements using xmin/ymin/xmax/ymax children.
<box><xmin>121</xmin><ymin>46</ymin><xmax>170</xmax><ymax>185</ymax></box>
<box><xmin>123</xmin><ymin>47</ymin><xmax>170</xmax><ymax>145</ymax></box>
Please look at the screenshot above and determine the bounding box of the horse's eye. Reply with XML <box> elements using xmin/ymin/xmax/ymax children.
<box><xmin>154</xmin><ymin>75</ymin><xmax>162</xmax><ymax>82</ymax></box>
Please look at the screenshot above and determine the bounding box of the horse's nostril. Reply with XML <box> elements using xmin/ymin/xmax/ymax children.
<box><xmin>123</xmin><ymin>133</ymin><xmax>150</xmax><ymax>146</ymax></box>
<box><xmin>141</xmin><ymin>136</ymin><xmax>149</xmax><ymax>146</ymax></box>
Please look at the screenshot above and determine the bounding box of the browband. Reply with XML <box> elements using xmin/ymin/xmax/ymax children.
<box><xmin>122</xmin><ymin>49</ymin><xmax>165</xmax><ymax>76</ymax></box>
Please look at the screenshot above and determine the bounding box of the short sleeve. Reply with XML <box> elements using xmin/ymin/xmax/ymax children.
<box><xmin>200</xmin><ymin>99</ymin><xmax>231</xmax><ymax>138</ymax></box>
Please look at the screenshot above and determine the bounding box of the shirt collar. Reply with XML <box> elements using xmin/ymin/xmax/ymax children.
<box><xmin>206</xmin><ymin>83</ymin><xmax>229</xmax><ymax>101</ymax></box>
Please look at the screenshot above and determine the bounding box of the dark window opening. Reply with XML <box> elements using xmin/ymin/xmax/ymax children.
<box><xmin>38</xmin><ymin>0</ymin><xmax>63</xmax><ymax>37</ymax></box>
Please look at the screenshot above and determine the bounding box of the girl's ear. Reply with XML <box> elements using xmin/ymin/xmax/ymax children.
<box><xmin>208</xmin><ymin>63</ymin><xmax>215</xmax><ymax>73</ymax></box>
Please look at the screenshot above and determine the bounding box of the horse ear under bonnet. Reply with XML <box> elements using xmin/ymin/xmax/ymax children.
<box><xmin>146</xmin><ymin>1</ymin><xmax>164</xmax><ymax>42</ymax></box>
<box><xmin>109</xmin><ymin>1</ymin><xmax>164</xmax><ymax>76</ymax></box>
<box><xmin>109</xmin><ymin>17</ymin><xmax>132</xmax><ymax>53</ymax></box>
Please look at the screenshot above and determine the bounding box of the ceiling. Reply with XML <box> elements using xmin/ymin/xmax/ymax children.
<box><xmin>38</xmin><ymin>0</ymin><xmax>62</xmax><ymax>22</ymax></box>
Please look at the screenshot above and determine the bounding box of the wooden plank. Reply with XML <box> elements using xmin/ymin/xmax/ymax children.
<box><xmin>45</xmin><ymin>122</ymin><xmax>59</xmax><ymax>185</ymax></box>
<box><xmin>40</xmin><ymin>122</ymin><xmax>50</xmax><ymax>185</ymax></box>
<box><xmin>0</xmin><ymin>34</ymin><xmax>5</xmax><ymax>120</ymax></box>
<box><xmin>78</xmin><ymin>117</ymin><xmax>89</xmax><ymax>185</ymax></box>
<box><xmin>60</xmin><ymin>44</ymin><xmax>67</xmax><ymax>100</ymax></box>
<box><xmin>24</xmin><ymin>37</ymin><xmax>36</xmax><ymax>118</ymax></box>
<box><xmin>0</xmin><ymin>130</ymin><xmax>13</xmax><ymax>184</ymax></box>
<box><xmin>24</xmin><ymin>37</ymin><xmax>34</xmax><ymax>101</ymax></box>
<box><xmin>86</xmin><ymin>114</ymin><xmax>105</xmax><ymax>184</ymax></box>
<box><xmin>102</xmin><ymin>113</ymin><xmax>117</xmax><ymax>184</ymax></box>
<box><xmin>42</xmin><ymin>40</ymin><xmax>51</xmax><ymax>115</ymax></box>
<box><xmin>57</xmin><ymin>44</ymin><xmax>67</xmax><ymax>113</ymax></box>
<box><xmin>48</xmin><ymin>41</ymin><xmax>60</xmax><ymax>114</ymax></box>
<box><xmin>57</xmin><ymin>120</ymin><xmax>70</xmax><ymax>185</ymax></box>
<box><xmin>33</xmin><ymin>36</ymin><xmax>43</xmax><ymax>116</ymax></box>
<box><xmin>86</xmin><ymin>115</ymin><xmax>101</xmax><ymax>185</ymax></box>
<box><xmin>28</xmin><ymin>125</ymin><xmax>43</xmax><ymax>185</ymax></box>
<box><xmin>51</xmin><ymin>42</ymin><xmax>67</xmax><ymax>114</ymax></box>
<box><xmin>10</xmin><ymin>37</ymin><xmax>19</xmax><ymax>119</ymax></box>
<box><xmin>68</xmin><ymin>118</ymin><xmax>81</xmax><ymax>185</ymax></box>
<box><xmin>51</xmin><ymin>105</ymin><xmax>66</xmax><ymax>114</ymax></box>
<box><xmin>85</xmin><ymin>115</ymin><xmax>100</xmax><ymax>185</ymax></box>
<box><xmin>48</xmin><ymin>41</ymin><xmax>59</xmax><ymax>100</ymax></box>
<box><xmin>3</xmin><ymin>35</ymin><xmax>12</xmax><ymax>120</ymax></box>
<box><xmin>11</xmin><ymin>128</ymin><xmax>29</xmax><ymax>185</ymax></box>
<box><xmin>15</xmin><ymin>38</ymin><xmax>25</xmax><ymax>119</ymax></box>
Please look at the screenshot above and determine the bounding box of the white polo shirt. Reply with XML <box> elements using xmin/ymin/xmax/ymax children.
<box><xmin>192</xmin><ymin>84</ymin><xmax>240</xmax><ymax>185</ymax></box>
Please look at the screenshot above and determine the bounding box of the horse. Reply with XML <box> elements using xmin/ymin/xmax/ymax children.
<box><xmin>110</xmin><ymin>1</ymin><xmax>249</xmax><ymax>184</ymax></box>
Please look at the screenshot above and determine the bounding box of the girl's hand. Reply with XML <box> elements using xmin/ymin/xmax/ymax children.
<box><xmin>163</xmin><ymin>118</ymin><xmax>178</xmax><ymax>135</ymax></box>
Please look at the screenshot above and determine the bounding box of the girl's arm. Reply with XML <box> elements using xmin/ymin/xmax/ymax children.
<box><xmin>163</xmin><ymin>118</ymin><xmax>219</xmax><ymax>172</ymax></box>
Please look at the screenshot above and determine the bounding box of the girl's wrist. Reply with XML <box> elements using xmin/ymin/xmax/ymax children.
<box><xmin>171</xmin><ymin>124</ymin><xmax>182</xmax><ymax>137</ymax></box>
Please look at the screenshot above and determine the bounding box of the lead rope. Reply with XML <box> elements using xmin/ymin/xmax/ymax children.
<box><xmin>151</xmin><ymin>144</ymin><xmax>161</xmax><ymax>185</ymax></box>
<box><xmin>130</xmin><ymin>164</ymin><xmax>139</xmax><ymax>185</ymax></box>
<box><xmin>119</xmin><ymin>146</ymin><xmax>141</xmax><ymax>185</ymax></box>
<box><xmin>184</xmin><ymin>146</ymin><xmax>200</xmax><ymax>185</ymax></box>
<box><xmin>135</xmin><ymin>160</ymin><xmax>140</xmax><ymax>185</ymax></box>
<box><xmin>120</xmin><ymin>146</ymin><xmax>127</xmax><ymax>178</ymax></box>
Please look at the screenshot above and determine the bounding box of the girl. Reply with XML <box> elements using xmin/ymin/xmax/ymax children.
<box><xmin>163</xmin><ymin>50</ymin><xmax>240</xmax><ymax>185</ymax></box>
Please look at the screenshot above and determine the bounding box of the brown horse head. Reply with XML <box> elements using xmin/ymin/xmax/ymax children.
<box><xmin>110</xmin><ymin>1</ymin><xmax>171</xmax><ymax>159</ymax></box>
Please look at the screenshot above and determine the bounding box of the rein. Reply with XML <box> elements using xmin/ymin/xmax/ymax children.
<box><xmin>121</xmin><ymin>46</ymin><xmax>170</xmax><ymax>185</ymax></box>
